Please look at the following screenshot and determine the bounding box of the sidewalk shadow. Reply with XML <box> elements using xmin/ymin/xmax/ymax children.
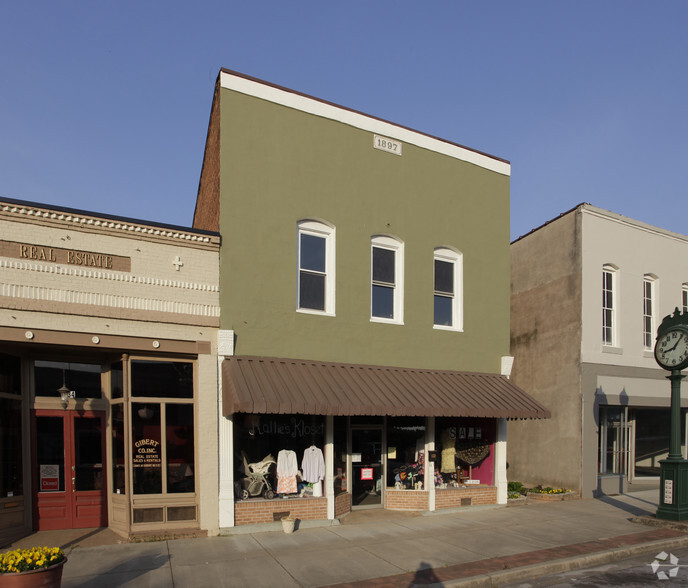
<box><xmin>408</xmin><ymin>561</ymin><xmax>443</xmax><ymax>587</ymax></box>
<box><xmin>64</xmin><ymin>552</ymin><xmax>169</xmax><ymax>587</ymax></box>
<box><xmin>597</xmin><ymin>493</ymin><xmax>657</xmax><ymax>518</ymax></box>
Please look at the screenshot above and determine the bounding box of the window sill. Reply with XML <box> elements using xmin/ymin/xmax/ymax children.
<box><xmin>297</xmin><ymin>308</ymin><xmax>335</xmax><ymax>317</ymax></box>
<box><xmin>642</xmin><ymin>349</ymin><xmax>655</xmax><ymax>359</ymax></box>
<box><xmin>433</xmin><ymin>325</ymin><xmax>463</xmax><ymax>333</ymax></box>
<box><xmin>601</xmin><ymin>345</ymin><xmax>623</xmax><ymax>355</ymax></box>
<box><xmin>370</xmin><ymin>317</ymin><xmax>404</xmax><ymax>326</ymax></box>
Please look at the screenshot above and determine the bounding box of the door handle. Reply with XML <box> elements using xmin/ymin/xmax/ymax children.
<box><xmin>72</xmin><ymin>477</ymin><xmax>76</xmax><ymax>491</ymax></box>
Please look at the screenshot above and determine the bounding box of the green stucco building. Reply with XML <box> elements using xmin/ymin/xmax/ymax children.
<box><xmin>193</xmin><ymin>70</ymin><xmax>547</xmax><ymax>528</ymax></box>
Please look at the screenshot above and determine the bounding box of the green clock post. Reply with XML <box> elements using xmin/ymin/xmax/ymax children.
<box><xmin>654</xmin><ymin>309</ymin><xmax>688</xmax><ymax>521</ymax></box>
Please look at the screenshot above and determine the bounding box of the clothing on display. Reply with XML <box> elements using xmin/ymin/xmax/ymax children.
<box><xmin>276</xmin><ymin>449</ymin><xmax>298</xmax><ymax>494</ymax></box>
<box><xmin>301</xmin><ymin>445</ymin><xmax>325</xmax><ymax>483</ymax></box>
<box><xmin>441</xmin><ymin>428</ymin><xmax>456</xmax><ymax>474</ymax></box>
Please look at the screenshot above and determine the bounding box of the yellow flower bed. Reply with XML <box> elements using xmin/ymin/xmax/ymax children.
<box><xmin>0</xmin><ymin>547</ymin><xmax>64</xmax><ymax>574</ymax></box>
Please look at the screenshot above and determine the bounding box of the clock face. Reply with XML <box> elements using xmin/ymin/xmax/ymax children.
<box><xmin>655</xmin><ymin>329</ymin><xmax>688</xmax><ymax>370</ymax></box>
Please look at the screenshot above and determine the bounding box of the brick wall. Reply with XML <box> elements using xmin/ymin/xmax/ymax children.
<box><xmin>234</xmin><ymin>497</ymin><xmax>327</xmax><ymax>526</ymax></box>
<box><xmin>385</xmin><ymin>489</ymin><xmax>429</xmax><ymax>511</ymax></box>
<box><xmin>335</xmin><ymin>492</ymin><xmax>351</xmax><ymax>518</ymax></box>
<box><xmin>435</xmin><ymin>486</ymin><xmax>497</xmax><ymax>509</ymax></box>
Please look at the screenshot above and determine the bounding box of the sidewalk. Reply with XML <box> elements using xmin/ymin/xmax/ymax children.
<box><xmin>10</xmin><ymin>489</ymin><xmax>688</xmax><ymax>587</ymax></box>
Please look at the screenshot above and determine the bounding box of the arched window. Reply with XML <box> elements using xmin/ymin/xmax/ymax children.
<box><xmin>433</xmin><ymin>247</ymin><xmax>463</xmax><ymax>331</ymax></box>
<box><xmin>297</xmin><ymin>220</ymin><xmax>335</xmax><ymax>315</ymax></box>
<box><xmin>371</xmin><ymin>235</ymin><xmax>404</xmax><ymax>324</ymax></box>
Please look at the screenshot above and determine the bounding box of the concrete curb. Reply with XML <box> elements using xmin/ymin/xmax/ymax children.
<box><xmin>436</xmin><ymin>535</ymin><xmax>688</xmax><ymax>587</ymax></box>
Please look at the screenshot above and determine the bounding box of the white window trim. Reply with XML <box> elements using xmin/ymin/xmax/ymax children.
<box><xmin>642</xmin><ymin>274</ymin><xmax>658</xmax><ymax>350</ymax></box>
<box><xmin>682</xmin><ymin>283</ymin><xmax>688</xmax><ymax>313</ymax></box>
<box><xmin>602</xmin><ymin>264</ymin><xmax>618</xmax><ymax>348</ymax></box>
<box><xmin>370</xmin><ymin>235</ymin><xmax>404</xmax><ymax>325</ymax></box>
<box><xmin>433</xmin><ymin>247</ymin><xmax>463</xmax><ymax>332</ymax></box>
<box><xmin>297</xmin><ymin>220</ymin><xmax>335</xmax><ymax>316</ymax></box>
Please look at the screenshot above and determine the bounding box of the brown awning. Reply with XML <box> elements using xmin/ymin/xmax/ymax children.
<box><xmin>222</xmin><ymin>356</ymin><xmax>550</xmax><ymax>420</ymax></box>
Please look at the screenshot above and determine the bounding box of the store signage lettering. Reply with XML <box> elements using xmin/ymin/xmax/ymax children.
<box><xmin>0</xmin><ymin>239</ymin><xmax>131</xmax><ymax>272</ymax></box>
<box><xmin>249</xmin><ymin>418</ymin><xmax>324</xmax><ymax>438</ymax></box>
<box><xmin>133</xmin><ymin>438</ymin><xmax>161</xmax><ymax>468</ymax></box>
<box><xmin>361</xmin><ymin>468</ymin><xmax>374</xmax><ymax>480</ymax></box>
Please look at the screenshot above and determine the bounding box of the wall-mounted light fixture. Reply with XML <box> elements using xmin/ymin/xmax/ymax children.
<box><xmin>57</xmin><ymin>368</ymin><xmax>75</xmax><ymax>410</ymax></box>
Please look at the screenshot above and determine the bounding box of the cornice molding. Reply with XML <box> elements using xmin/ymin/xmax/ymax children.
<box><xmin>0</xmin><ymin>202</ymin><xmax>221</xmax><ymax>248</ymax></box>
<box><xmin>0</xmin><ymin>259</ymin><xmax>219</xmax><ymax>293</ymax></box>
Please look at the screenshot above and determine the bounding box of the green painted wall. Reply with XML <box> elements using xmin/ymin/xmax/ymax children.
<box><xmin>218</xmin><ymin>89</ymin><xmax>510</xmax><ymax>373</ymax></box>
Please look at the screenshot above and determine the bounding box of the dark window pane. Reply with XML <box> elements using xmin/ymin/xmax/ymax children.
<box><xmin>372</xmin><ymin>285</ymin><xmax>394</xmax><ymax>319</ymax></box>
<box><xmin>36</xmin><ymin>417</ymin><xmax>64</xmax><ymax>492</ymax></box>
<box><xmin>133</xmin><ymin>508</ymin><xmax>163</xmax><ymax>523</ymax></box>
<box><xmin>132</xmin><ymin>403</ymin><xmax>162</xmax><ymax>494</ymax></box>
<box><xmin>299</xmin><ymin>272</ymin><xmax>325</xmax><ymax>310</ymax></box>
<box><xmin>166</xmin><ymin>404</ymin><xmax>195</xmax><ymax>493</ymax></box>
<box><xmin>434</xmin><ymin>260</ymin><xmax>454</xmax><ymax>294</ymax></box>
<box><xmin>111</xmin><ymin>362</ymin><xmax>123</xmax><ymax>399</ymax></box>
<box><xmin>434</xmin><ymin>295</ymin><xmax>453</xmax><ymax>326</ymax></box>
<box><xmin>74</xmin><ymin>418</ymin><xmax>103</xmax><ymax>491</ymax></box>
<box><xmin>373</xmin><ymin>247</ymin><xmax>395</xmax><ymax>284</ymax></box>
<box><xmin>0</xmin><ymin>397</ymin><xmax>23</xmax><ymax>496</ymax></box>
<box><xmin>167</xmin><ymin>506</ymin><xmax>196</xmax><ymax>521</ymax></box>
<box><xmin>112</xmin><ymin>404</ymin><xmax>125</xmax><ymax>495</ymax></box>
<box><xmin>131</xmin><ymin>361</ymin><xmax>193</xmax><ymax>399</ymax></box>
<box><xmin>0</xmin><ymin>354</ymin><xmax>21</xmax><ymax>395</ymax></box>
<box><xmin>300</xmin><ymin>233</ymin><xmax>326</xmax><ymax>272</ymax></box>
<box><xmin>35</xmin><ymin>361</ymin><xmax>102</xmax><ymax>398</ymax></box>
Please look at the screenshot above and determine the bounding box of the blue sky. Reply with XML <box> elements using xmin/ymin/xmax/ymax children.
<box><xmin>1</xmin><ymin>1</ymin><xmax>686</xmax><ymax>240</ymax></box>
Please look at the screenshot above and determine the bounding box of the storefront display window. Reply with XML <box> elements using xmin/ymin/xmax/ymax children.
<box><xmin>130</xmin><ymin>360</ymin><xmax>195</xmax><ymax>496</ymax></box>
<box><xmin>131</xmin><ymin>361</ymin><xmax>193</xmax><ymax>398</ymax></box>
<box><xmin>386</xmin><ymin>417</ymin><xmax>425</xmax><ymax>488</ymax></box>
<box><xmin>34</xmin><ymin>361</ymin><xmax>102</xmax><ymax>398</ymax></box>
<box><xmin>132</xmin><ymin>403</ymin><xmax>162</xmax><ymax>494</ymax></box>
<box><xmin>0</xmin><ymin>354</ymin><xmax>22</xmax><ymax>498</ymax></box>
<box><xmin>435</xmin><ymin>418</ymin><xmax>494</xmax><ymax>486</ymax></box>
<box><xmin>234</xmin><ymin>414</ymin><xmax>325</xmax><ymax>499</ymax></box>
<box><xmin>333</xmin><ymin>417</ymin><xmax>347</xmax><ymax>495</ymax></box>
<box><xmin>166</xmin><ymin>404</ymin><xmax>194</xmax><ymax>493</ymax></box>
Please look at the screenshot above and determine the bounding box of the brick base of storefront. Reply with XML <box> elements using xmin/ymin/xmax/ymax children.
<box><xmin>234</xmin><ymin>497</ymin><xmax>328</xmax><ymax>525</ymax></box>
<box><xmin>435</xmin><ymin>486</ymin><xmax>497</xmax><ymax>508</ymax></box>
<box><xmin>335</xmin><ymin>492</ymin><xmax>351</xmax><ymax>518</ymax></box>
<box><xmin>385</xmin><ymin>489</ymin><xmax>429</xmax><ymax>510</ymax></box>
<box><xmin>385</xmin><ymin>486</ymin><xmax>497</xmax><ymax>511</ymax></box>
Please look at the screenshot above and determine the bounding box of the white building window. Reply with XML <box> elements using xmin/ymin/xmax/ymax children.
<box><xmin>643</xmin><ymin>275</ymin><xmax>656</xmax><ymax>349</ymax></box>
<box><xmin>602</xmin><ymin>265</ymin><xmax>617</xmax><ymax>346</ymax></box>
<box><xmin>683</xmin><ymin>283</ymin><xmax>688</xmax><ymax>313</ymax></box>
<box><xmin>371</xmin><ymin>235</ymin><xmax>404</xmax><ymax>323</ymax></box>
<box><xmin>433</xmin><ymin>247</ymin><xmax>463</xmax><ymax>331</ymax></box>
<box><xmin>297</xmin><ymin>220</ymin><xmax>335</xmax><ymax>314</ymax></box>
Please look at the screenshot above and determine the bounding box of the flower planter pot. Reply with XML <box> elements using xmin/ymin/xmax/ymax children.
<box><xmin>0</xmin><ymin>558</ymin><xmax>66</xmax><ymax>588</ymax></box>
<box><xmin>281</xmin><ymin>517</ymin><xmax>295</xmax><ymax>534</ymax></box>
<box><xmin>527</xmin><ymin>491</ymin><xmax>577</xmax><ymax>502</ymax></box>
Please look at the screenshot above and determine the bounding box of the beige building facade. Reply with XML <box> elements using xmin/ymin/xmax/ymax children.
<box><xmin>509</xmin><ymin>203</ymin><xmax>688</xmax><ymax>497</ymax></box>
<box><xmin>0</xmin><ymin>197</ymin><xmax>221</xmax><ymax>543</ymax></box>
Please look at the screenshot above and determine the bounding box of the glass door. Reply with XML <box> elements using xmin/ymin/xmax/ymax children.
<box><xmin>33</xmin><ymin>410</ymin><xmax>106</xmax><ymax>530</ymax></box>
<box><xmin>351</xmin><ymin>428</ymin><xmax>383</xmax><ymax>508</ymax></box>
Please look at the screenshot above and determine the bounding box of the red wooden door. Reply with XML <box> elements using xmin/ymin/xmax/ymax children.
<box><xmin>33</xmin><ymin>410</ymin><xmax>107</xmax><ymax>530</ymax></box>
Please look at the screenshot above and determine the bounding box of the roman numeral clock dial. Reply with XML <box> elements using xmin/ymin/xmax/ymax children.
<box><xmin>655</xmin><ymin>328</ymin><xmax>688</xmax><ymax>371</ymax></box>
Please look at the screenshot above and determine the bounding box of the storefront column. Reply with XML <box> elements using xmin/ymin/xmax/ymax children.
<box><xmin>495</xmin><ymin>418</ymin><xmax>507</xmax><ymax>504</ymax></box>
<box><xmin>325</xmin><ymin>415</ymin><xmax>334</xmax><ymax>520</ymax></box>
<box><xmin>425</xmin><ymin>417</ymin><xmax>436</xmax><ymax>511</ymax></box>
<box><xmin>217</xmin><ymin>333</ymin><xmax>235</xmax><ymax>528</ymax></box>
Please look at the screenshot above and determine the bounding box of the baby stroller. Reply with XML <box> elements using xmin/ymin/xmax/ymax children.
<box><xmin>239</xmin><ymin>453</ymin><xmax>277</xmax><ymax>500</ymax></box>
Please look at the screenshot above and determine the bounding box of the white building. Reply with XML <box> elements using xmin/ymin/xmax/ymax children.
<box><xmin>509</xmin><ymin>203</ymin><xmax>688</xmax><ymax>497</ymax></box>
